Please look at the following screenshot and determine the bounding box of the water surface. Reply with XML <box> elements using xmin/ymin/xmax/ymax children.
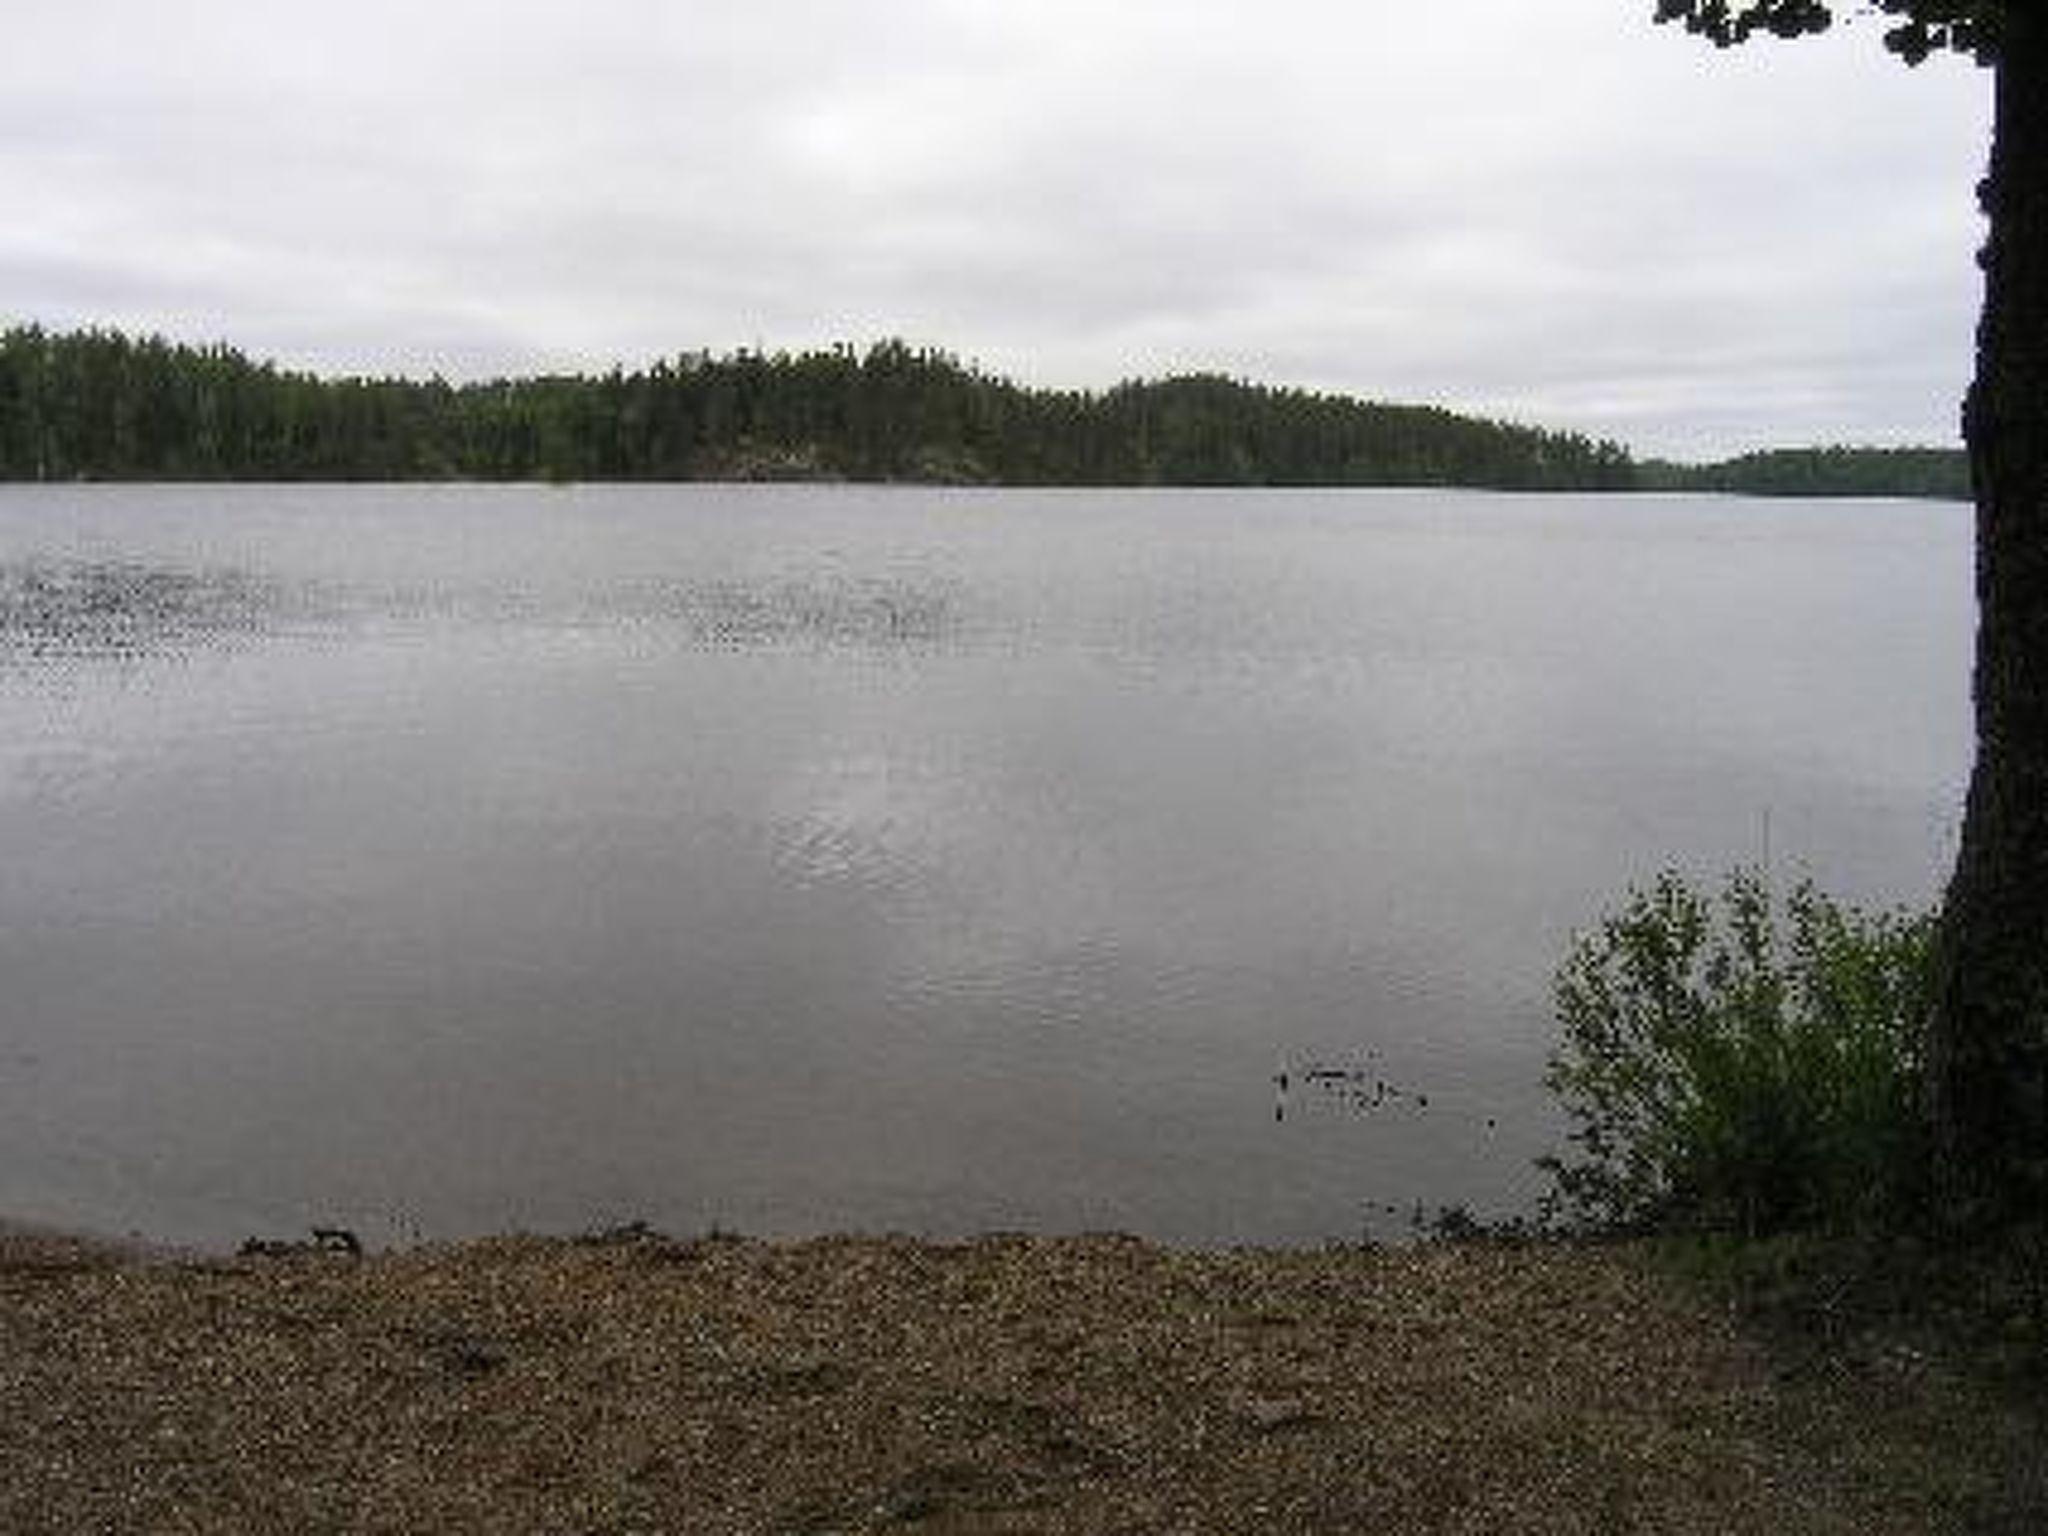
<box><xmin>0</xmin><ymin>484</ymin><xmax>1971</xmax><ymax>1246</ymax></box>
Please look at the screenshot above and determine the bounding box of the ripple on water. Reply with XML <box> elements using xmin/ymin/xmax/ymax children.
<box><xmin>0</xmin><ymin>559</ymin><xmax>289</xmax><ymax>664</ymax></box>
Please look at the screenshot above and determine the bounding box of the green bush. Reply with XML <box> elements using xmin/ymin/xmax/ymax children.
<box><xmin>1540</xmin><ymin>868</ymin><xmax>1935</xmax><ymax>1236</ymax></box>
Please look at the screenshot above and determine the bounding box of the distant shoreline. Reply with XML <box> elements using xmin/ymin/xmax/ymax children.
<box><xmin>1</xmin><ymin>324</ymin><xmax>1969</xmax><ymax>498</ymax></box>
<box><xmin>0</xmin><ymin>473</ymin><xmax>1973</xmax><ymax>501</ymax></box>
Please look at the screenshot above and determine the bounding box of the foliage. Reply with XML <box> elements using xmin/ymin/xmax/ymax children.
<box><xmin>1636</xmin><ymin>446</ymin><xmax>1971</xmax><ymax>501</ymax></box>
<box><xmin>0</xmin><ymin>323</ymin><xmax>1976</xmax><ymax>497</ymax></box>
<box><xmin>1540</xmin><ymin>868</ymin><xmax>1937</xmax><ymax>1237</ymax></box>
<box><xmin>0</xmin><ymin>324</ymin><xmax>1638</xmax><ymax>491</ymax></box>
<box><xmin>1653</xmin><ymin>1</ymin><xmax>2003</xmax><ymax>65</ymax></box>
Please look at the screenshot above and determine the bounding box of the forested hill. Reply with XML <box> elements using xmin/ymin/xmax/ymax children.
<box><xmin>1639</xmin><ymin>446</ymin><xmax>1971</xmax><ymax>500</ymax></box>
<box><xmin>0</xmin><ymin>325</ymin><xmax>1966</xmax><ymax>497</ymax></box>
<box><xmin>0</xmin><ymin>326</ymin><xmax>1634</xmax><ymax>489</ymax></box>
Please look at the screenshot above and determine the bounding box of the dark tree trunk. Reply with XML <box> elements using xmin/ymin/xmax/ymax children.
<box><xmin>1930</xmin><ymin>10</ymin><xmax>2048</xmax><ymax>1222</ymax></box>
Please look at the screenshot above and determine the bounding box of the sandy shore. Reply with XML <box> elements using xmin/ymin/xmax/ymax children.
<box><xmin>2</xmin><ymin>1223</ymin><xmax>2038</xmax><ymax>1533</ymax></box>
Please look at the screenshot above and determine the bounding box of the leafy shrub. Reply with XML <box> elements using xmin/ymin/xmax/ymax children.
<box><xmin>1540</xmin><ymin>868</ymin><xmax>1935</xmax><ymax>1236</ymax></box>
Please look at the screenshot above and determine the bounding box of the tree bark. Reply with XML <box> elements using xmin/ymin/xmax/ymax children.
<box><xmin>1930</xmin><ymin>9</ymin><xmax>2048</xmax><ymax>1223</ymax></box>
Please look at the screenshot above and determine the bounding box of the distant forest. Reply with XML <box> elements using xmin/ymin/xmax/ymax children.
<box><xmin>0</xmin><ymin>325</ymin><xmax>1966</xmax><ymax>498</ymax></box>
<box><xmin>1640</xmin><ymin>446</ymin><xmax>1970</xmax><ymax>500</ymax></box>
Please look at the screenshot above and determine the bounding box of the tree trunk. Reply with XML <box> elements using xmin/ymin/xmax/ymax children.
<box><xmin>1930</xmin><ymin>9</ymin><xmax>2048</xmax><ymax>1223</ymax></box>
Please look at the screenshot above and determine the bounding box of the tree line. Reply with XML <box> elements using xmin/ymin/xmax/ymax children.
<box><xmin>0</xmin><ymin>322</ymin><xmax>1944</xmax><ymax>496</ymax></box>
<box><xmin>1640</xmin><ymin>446</ymin><xmax>1971</xmax><ymax>499</ymax></box>
<box><xmin>0</xmin><ymin>325</ymin><xmax>1636</xmax><ymax>489</ymax></box>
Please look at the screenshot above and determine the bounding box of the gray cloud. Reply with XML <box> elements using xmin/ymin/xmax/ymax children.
<box><xmin>0</xmin><ymin>0</ymin><xmax>1991</xmax><ymax>457</ymax></box>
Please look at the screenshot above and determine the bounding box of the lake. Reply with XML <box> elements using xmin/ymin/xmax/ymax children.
<box><xmin>0</xmin><ymin>484</ymin><xmax>1972</xmax><ymax>1248</ymax></box>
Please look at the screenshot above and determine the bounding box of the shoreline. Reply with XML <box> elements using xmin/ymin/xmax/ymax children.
<box><xmin>0</xmin><ymin>1213</ymin><xmax>189</xmax><ymax>1266</ymax></box>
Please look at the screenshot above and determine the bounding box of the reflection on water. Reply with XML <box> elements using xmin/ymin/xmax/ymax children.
<box><xmin>0</xmin><ymin>483</ymin><xmax>1973</xmax><ymax>1250</ymax></box>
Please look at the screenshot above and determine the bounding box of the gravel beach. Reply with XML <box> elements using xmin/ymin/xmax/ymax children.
<box><xmin>1</xmin><ymin>1222</ymin><xmax>2037</xmax><ymax>1533</ymax></box>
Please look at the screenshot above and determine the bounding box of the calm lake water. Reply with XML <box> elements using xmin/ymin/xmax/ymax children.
<box><xmin>0</xmin><ymin>484</ymin><xmax>1971</xmax><ymax>1248</ymax></box>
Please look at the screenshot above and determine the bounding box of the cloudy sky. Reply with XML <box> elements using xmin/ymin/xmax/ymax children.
<box><xmin>1</xmin><ymin>1</ymin><xmax>1992</xmax><ymax>458</ymax></box>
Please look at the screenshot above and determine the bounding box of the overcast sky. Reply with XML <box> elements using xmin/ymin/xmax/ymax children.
<box><xmin>1</xmin><ymin>1</ymin><xmax>1992</xmax><ymax>459</ymax></box>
